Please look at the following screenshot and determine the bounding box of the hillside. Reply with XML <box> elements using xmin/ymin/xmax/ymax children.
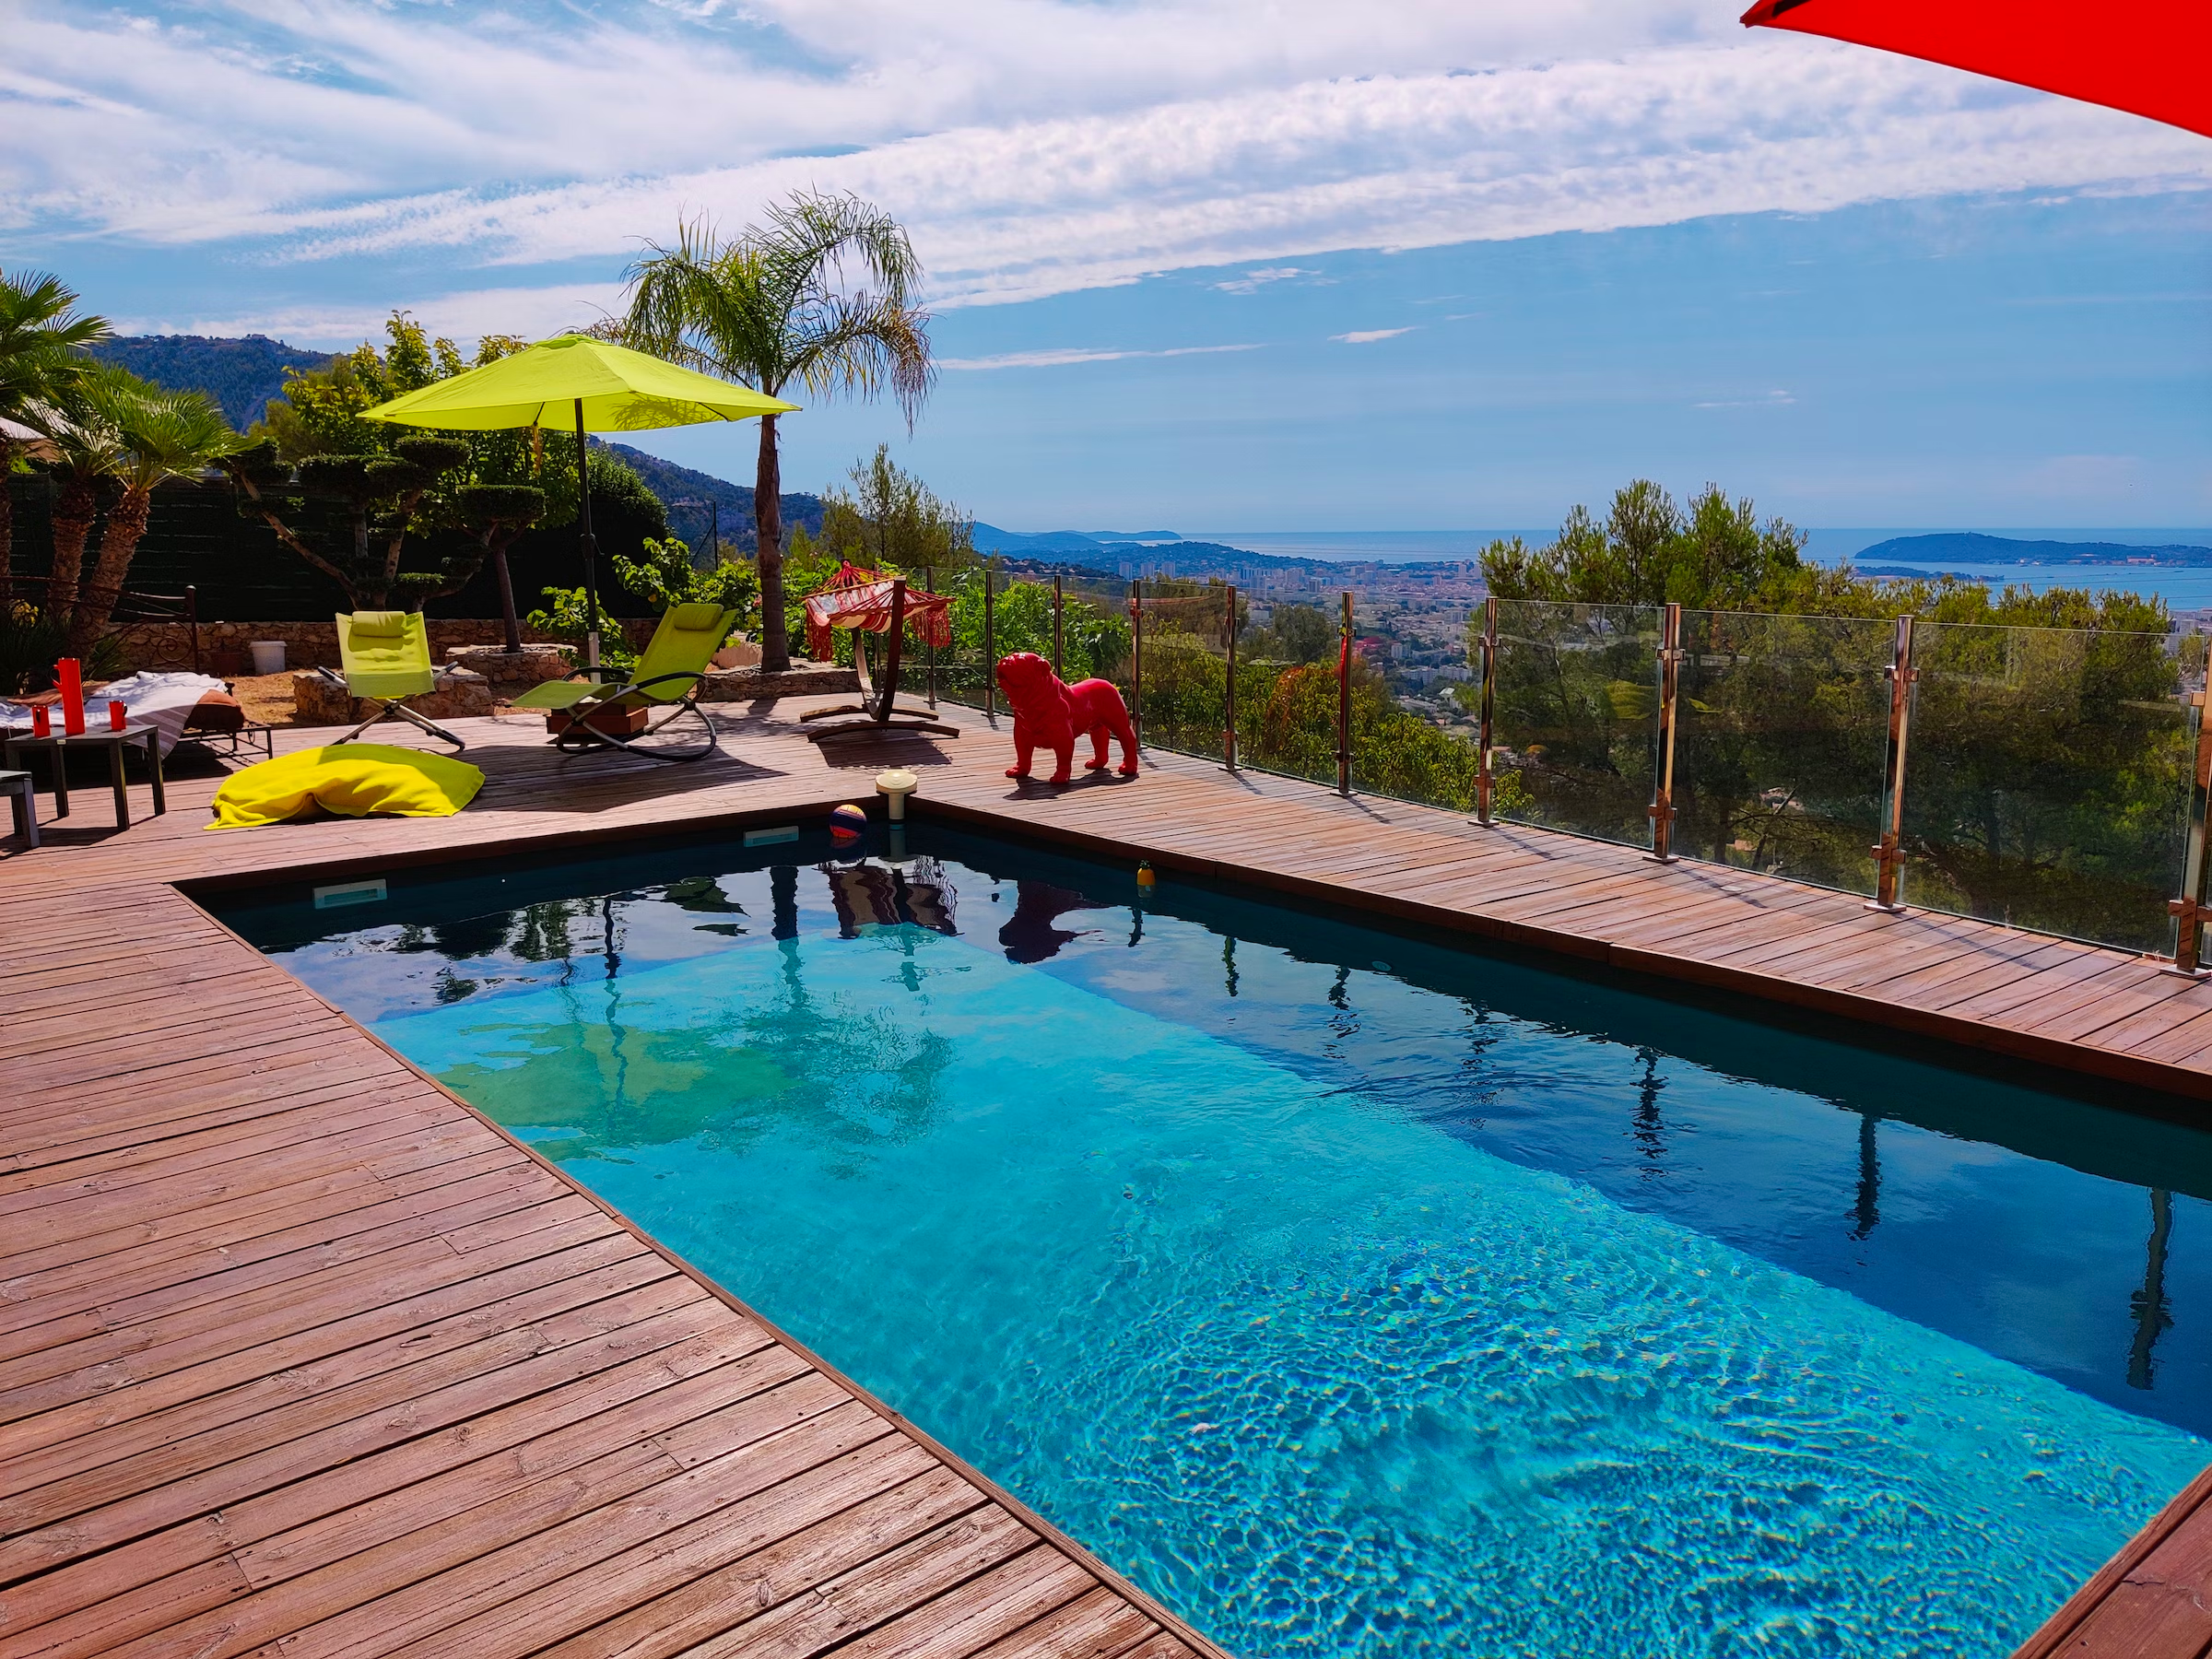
<box><xmin>594</xmin><ymin>441</ymin><xmax>823</xmax><ymax>554</ymax></box>
<box><xmin>87</xmin><ymin>336</ymin><xmax>828</xmax><ymax>551</ymax></box>
<box><xmin>1858</xmin><ymin>531</ymin><xmax>2212</xmax><ymax>567</ymax></box>
<box><xmin>93</xmin><ymin>334</ymin><xmax>336</xmax><ymax>429</ymax></box>
<box><xmin>973</xmin><ymin>524</ymin><xmax>1320</xmax><ymax>576</ymax></box>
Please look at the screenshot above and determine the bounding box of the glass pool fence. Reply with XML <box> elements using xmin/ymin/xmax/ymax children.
<box><xmin>899</xmin><ymin>570</ymin><xmax>2212</xmax><ymax>961</ymax></box>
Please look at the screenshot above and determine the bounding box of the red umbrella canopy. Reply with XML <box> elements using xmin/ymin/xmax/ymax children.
<box><xmin>1741</xmin><ymin>0</ymin><xmax>2212</xmax><ymax>138</ymax></box>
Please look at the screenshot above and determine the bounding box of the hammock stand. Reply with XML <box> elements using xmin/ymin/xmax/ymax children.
<box><xmin>800</xmin><ymin>566</ymin><xmax>960</xmax><ymax>746</ymax></box>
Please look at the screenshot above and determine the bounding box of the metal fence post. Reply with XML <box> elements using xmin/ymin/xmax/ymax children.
<box><xmin>983</xmin><ymin>559</ymin><xmax>997</xmax><ymax>721</ymax></box>
<box><xmin>1867</xmin><ymin>614</ymin><xmax>1918</xmax><ymax>913</ymax></box>
<box><xmin>1476</xmin><ymin>594</ymin><xmax>1498</xmax><ymax>826</ymax></box>
<box><xmin>1336</xmin><ymin>590</ymin><xmax>1354</xmax><ymax>796</ymax></box>
<box><xmin>923</xmin><ymin>566</ymin><xmax>936</xmax><ymax>708</ymax></box>
<box><xmin>1128</xmin><ymin>580</ymin><xmax>1144</xmax><ymax>748</ymax></box>
<box><xmin>2166</xmin><ymin>685</ymin><xmax>2212</xmax><ymax>974</ymax></box>
<box><xmin>1223</xmin><ymin>582</ymin><xmax>1239</xmax><ymax>771</ymax></box>
<box><xmin>1646</xmin><ymin>601</ymin><xmax>1683</xmax><ymax>862</ymax></box>
<box><xmin>1052</xmin><ymin>572</ymin><xmax>1064</xmax><ymax>679</ymax></box>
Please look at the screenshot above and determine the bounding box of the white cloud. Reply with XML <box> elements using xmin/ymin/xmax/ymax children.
<box><xmin>109</xmin><ymin>283</ymin><xmax>628</xmax><ymax>352</ymax></box>
<box><xmin>1214</xmin><ymin>266</ymin><xmax>1322</xmax><ymax>294</ymax></box>
<box><xmin>1334</xmin><ymin>328</ymin><xmax>1416</xmax><ymax>344</ymax></box>
<box><xmin>8</xmin><ymin>2</ymin><xmax>2211</xmax><ymax>324</ymax></box>
<box><xmin>1693</xmin><ymin>389</ymin><xmax>1797</xmax><ymax>408</ymax></box>
<box><xmin>941</xmin><ymin>344</ymin><xmax>1262</xmax><ymax>370</ymax></box>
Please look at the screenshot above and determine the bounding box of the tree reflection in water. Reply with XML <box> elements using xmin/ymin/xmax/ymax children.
<box><xmin>431</xmin><ymin>870</ymin><xmax>958</xmax><ymax>1171</ymax></box>
<box><xmin>2129</xmin><ymin>1190</ymin><xmax>2176</xmax><ymax>1391</ymax></box>
<box><xmin>1851</xmin><ymin>1112</ymin><xmax>1882</xmax><ymax>1242</ymax></box>
<box><xmin>1632</xmin><ymin>1046</ymin><xmax>1667</xmax><ymax>1177</ymax></box>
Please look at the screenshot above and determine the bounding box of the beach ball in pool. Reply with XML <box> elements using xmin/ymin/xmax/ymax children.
<box><xmin>830</xmin><ymin>803</ymin><xmax>868</xmax><ymax>842</ymax></box>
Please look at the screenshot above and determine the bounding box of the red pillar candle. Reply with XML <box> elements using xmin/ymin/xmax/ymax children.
<box><xmin>109</xmin><ymin>700</ymin><xmax>125</xmax><ymax>731</ymax></box>
<box><xmin>57</xmin><ymin>658</ymin><xmax>85</xmax><ymax>735</ymax></box>
<box><xmin>31</xmin><ymin>704</ymin><xmax>50</xmax><ymax>737</ymax></box>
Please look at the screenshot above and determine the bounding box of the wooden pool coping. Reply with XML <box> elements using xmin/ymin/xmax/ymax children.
<box><xmin>1</xmin><ymin>698</ymin><xmax>2206</xmax><ymax>1657</ymax></box>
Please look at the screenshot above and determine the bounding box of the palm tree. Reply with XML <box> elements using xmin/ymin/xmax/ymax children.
<box><xmin>0</xmin><ymin>269</ymin><xmax>111</xmax><ymax>606</ymax></box>
<box><xmin>26</xmin><ymin>362</ymin><xmax>133</xmax><ymax>618</ymax></box>
<box><xmin>623</xmin><ymin>192</ymin><xmax>933</xmax><ymax>672</ymax></box>
<box><xmin>68</xmin><ymin>379</ymin><xmax>242</xmax><ymax>654</ymax></box>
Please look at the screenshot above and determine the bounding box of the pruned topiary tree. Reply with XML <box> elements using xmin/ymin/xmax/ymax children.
<box><xmin>224</xmin><ymin>432</ymin><xmax>482</xmax><ymax>612</ymax></box>
<box><xmin>455</xmin><ymin>483</ymin><xmax>547</xmax><ymax>649</ymax></box>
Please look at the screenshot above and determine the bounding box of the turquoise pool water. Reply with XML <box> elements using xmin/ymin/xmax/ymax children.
<box><xmin>227</xmin><ymin>829</ymin><xmax>2212</xmax><ymax>1658</ymax></box>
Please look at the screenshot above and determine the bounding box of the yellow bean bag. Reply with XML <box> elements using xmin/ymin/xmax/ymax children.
<box><xmin>207</xmin><ymin>744</ymin><xmax>485</xmax><ymax>830</ymax></box>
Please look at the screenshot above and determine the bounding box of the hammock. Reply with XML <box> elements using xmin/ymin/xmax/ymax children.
<box><xmin>804</xmin><ymin>564</ymin><xmax>953</xmax><ymax>661</ymax></box>
<box><xmin>796</xmin><ymin>565</ymin><xmax>961</xmax><ymax>747</ymax></box>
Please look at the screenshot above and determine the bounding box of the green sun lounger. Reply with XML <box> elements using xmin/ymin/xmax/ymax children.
<box><xmin>324</xmin><ymin>611</ymin><xmax>466</xmax><ymax>752</ymax></box>
<box><xmin>512</xmin><ymin>602</ymin><xmax>739</xmax><ymax>763</ymax></box>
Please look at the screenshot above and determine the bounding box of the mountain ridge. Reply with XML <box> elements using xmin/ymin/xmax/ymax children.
<box><xmin>1856</xmin><ymin>531</ymin><xmax>2212</xmax><ymax>567</ymax></box>
<box><xmin>91</xmin><ymin>334</ymin><xmax>337</xmax><ymax>429</ymax></box>
<box><xmin>88</xmin><ymin>335</ymin><xmax>826</xmax><ymax>551</ymax></box>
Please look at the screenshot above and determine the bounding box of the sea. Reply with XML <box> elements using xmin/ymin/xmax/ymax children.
<box><xmin>1183</xmin><ymin>528</ymin><xmax>2212</xmax><ymax>612</ymax></box>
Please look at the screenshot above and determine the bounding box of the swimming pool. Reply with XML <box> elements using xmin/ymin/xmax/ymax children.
<box><xmin>217</xmin><ymin>824</ymin><xmax>2212</xmax><ymax>1657</ymax></box>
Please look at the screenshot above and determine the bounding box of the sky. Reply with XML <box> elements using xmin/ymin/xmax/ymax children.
<box><xmin>5</xmin><ymin>0</ymin><xmax>2210</xmax><ymax>533</ymax></box>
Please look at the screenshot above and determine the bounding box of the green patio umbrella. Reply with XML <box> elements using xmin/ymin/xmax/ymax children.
<box><xmin>362</xmin><ymin>334</ymin><xmax>796</xmax><ymax>669</ymax></box>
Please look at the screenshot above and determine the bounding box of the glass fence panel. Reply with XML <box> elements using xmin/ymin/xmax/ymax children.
<box><xmin>1130</xmin><ymin>586</ymin><xmax>1232</xmax><ymax>763</ymax></box>
<box><xmin>1232</xmin><ymin>656</ymin><xmax>1340</xmax><ymax>787</ymax></box>
<box><xmin>1136</xmin><ymin>637</ymin><xmax>1227</xmax><ymax>761</ymax></box>
<box><xmin>1343</xmin><ymin>610</ymin><xmax>1488</xmax><ymax>814</ymax></box>
<box><xmin>1489</xmin><ymin>600</ymin><xmax>1663</xmax><ymax>848</ymax></box>
<box><xmin>1670</xmin><ymin>609</ymin><xmax>1895</xmax><ymax>895</ymax></box>
<box><xmin>1901</xmin><ymin>619</ymin><xmax>2201</xmax><ymax>953</ymax></box>
<box><xmin>927</xmin><ymin>633</ymin><xmax>992</xmax><ymax>712</ymax></box>
<box><xmin>924</xmin><ymin>571</ymin><xmax>1135</xmax><ymax>714</ymax></box>
<box><xmin>912</xmin><ymin>567</ymin><xmax>989</xmax><ymax>712</ymax></box>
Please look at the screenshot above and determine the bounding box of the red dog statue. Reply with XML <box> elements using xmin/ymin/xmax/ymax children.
<box><xmin>995</xmin><ymin>652</ymin><xmax>1139</xmax><ymax>783</ymax></box>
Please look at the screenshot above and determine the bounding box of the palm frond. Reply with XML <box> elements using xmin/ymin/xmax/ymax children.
<box><xmin>624</xmin><ymin>218</ymin><xmax>789</xmax><ymax>389</ymax></box>
<box><xmin>112</xmin><ymin>382</ymin><xmax>244</xmax><ymax>490</ymax></box>
<box><xmin>623</xmin><ymin>193</ymin><xmax>934</xmax><ymax>427</ymax></box>
<box><xmin>759</xmin><ymin>191</ymin><xmax>925</xmax><ymax>312</ymax></box>
<box><xmin>784</xmin><ymin>292</ymin><xmax>935</xmax><ymax>430</ymax></box>
<box><xmin>0</xmin><ymin>271</ymin><xmax>111</xmax><ymax>425</ymax></box>
<box><xmin>0</xmin><ymin>268</ymin><xmax>111</xmax><ymax>354</ymax></box>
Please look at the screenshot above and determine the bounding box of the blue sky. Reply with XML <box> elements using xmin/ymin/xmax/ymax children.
<box><xmin>6</xmin><ymin>1</ymin><xmax>2209</xmax><ymax>531</ymax></box>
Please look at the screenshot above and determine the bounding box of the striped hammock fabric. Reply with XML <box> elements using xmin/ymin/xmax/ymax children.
<box><xmin>803</xmin><ymin>567</ymin><xmax>954</xmax><ymax>661</ymax></box>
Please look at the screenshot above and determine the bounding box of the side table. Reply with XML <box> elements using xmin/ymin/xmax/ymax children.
<box><xmin>1</xmin><ymin>724</ymin><xmax>167</xmax><ymax>830</ymax></box>
<box><xmin>1</xmin><ymin>769</ymin><xmax>36</xmax><ymax>847</ymax></box>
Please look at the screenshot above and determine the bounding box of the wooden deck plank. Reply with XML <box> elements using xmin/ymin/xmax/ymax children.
<box><xmin>3</xmin><ymin>1349</ymin><xmax>795</xmax><ymax>1659</ymax></box>
<box><xmin>509</xmin><ymin>1468</ymin><xmax>990</xmax><ymax>1659</ymax></box>
<box><xmin>213</xmin><ymin>1426</ymin><xmax>927</xmax><ymax>1659</ymax></box>
<box><xmin>2</xmin><ymin>701</ymin><xmax>2206</xmax><ymax>1659</ymax></box>
<box><xmin>0</xmin><ymin>1180</ymin><xmax>585</xmax><ymax>1363</ymax></box>
<box><xmin>0</xmin><ymin>1312</ymin><xmax>783</xmax><ymax>1646</ymax></box>
<box><xmin>0</xmin><ymin>1265</ymin><xmax>694</xmax><ymax>1570</ymax></box>
<box><xmin>0</xmin><ymin>1171</ymin><xmax>578</xmax><ymax>1342</ymax></box>
<box><xmin>0</xmin><ymin>1233</ymin><xmax>653</xmax><ymax>1459</ymax></box>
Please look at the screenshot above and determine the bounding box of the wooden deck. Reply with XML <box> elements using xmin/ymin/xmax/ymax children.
<box><xmin>1</xmin><ymin>695</ymin><xmax>2208</xmax><ymax>1657</ymax></box>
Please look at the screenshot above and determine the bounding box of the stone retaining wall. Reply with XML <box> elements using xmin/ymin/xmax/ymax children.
<box><xmin>698</xmin><ymin>665</ymin><xmax>861</xmax><ymax>701</ymax></box>
<box><xmin>292</xmin><ymin>666</ymin><xmax>495</xmax><ymax>724</ymax></box>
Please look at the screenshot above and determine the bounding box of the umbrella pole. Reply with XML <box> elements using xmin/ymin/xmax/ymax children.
<box><xmin>574</xmin><ymin>398</ymin><xmax>601</xmax><ymax>674</ymax></box>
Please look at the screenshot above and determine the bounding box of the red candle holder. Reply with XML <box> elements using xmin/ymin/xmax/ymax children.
<box><xmin>31</xmin><ymin>704</ymin><xmax>50</xmax><ymax>737</ymax></box>
<box><xmin>57</xmin><ymin>658</ymin><xmax>85</xmax><ymax>736</ymax></box>
<box><xmin>109</xmin><ymin>700</ymin><xmax>126</xmax><ymax>731</ymax></box>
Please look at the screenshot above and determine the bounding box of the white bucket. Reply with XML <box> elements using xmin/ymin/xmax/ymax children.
<box><xmin>249</xmin><ymin>640</ymin><xmax>287</xmax><ymax>676</ymax></box>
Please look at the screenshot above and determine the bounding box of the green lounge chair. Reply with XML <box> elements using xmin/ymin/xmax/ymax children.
<box><xmin>511</xmin><ymin>602</ymin><xmax>738</xmax><ymax>763</ymax></box>
<box><xmin>324</xmin><ymin>611</ymin><xmax>466</xmax><ymax>752</ymax></box>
